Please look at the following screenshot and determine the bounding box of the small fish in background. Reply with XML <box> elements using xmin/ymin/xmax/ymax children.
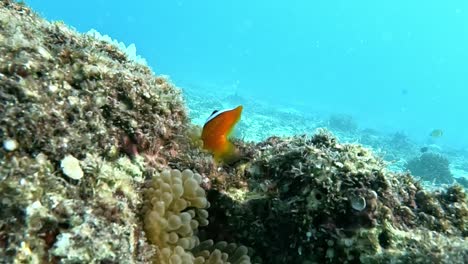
<box><xmin>430</xmin><ymin>129</ymin><xmax>444</xmax><ymax>138</ymax></box>
<box><xmin>420</xmin><ymin>146</ymin><xmax>429</xmax><ymax>153</ymax></box>
<box><xmin>201</xmin><ymin>105</ymin><xmax>243</xmax><ymax>162</ymax></box>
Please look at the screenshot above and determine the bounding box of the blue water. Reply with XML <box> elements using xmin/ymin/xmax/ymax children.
<box><xmin>26</xmin><ymin>0</ymin><xmax>468</xmax><ymax>149</ymax></box>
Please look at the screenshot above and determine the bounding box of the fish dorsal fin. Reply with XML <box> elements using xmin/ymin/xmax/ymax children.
<box><xmin>204</xmin><ymin>110</ymin><xmax>220</xmax><ymax>125</ymax></box>
<box><xmin>203</xmin><ymin>106</ymin><xmax>242</xmax><ymax>127</ymax></box>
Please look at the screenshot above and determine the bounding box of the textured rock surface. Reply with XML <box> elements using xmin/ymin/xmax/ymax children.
<box><xmin>0</xmin><ymin>1</ymin><xmax>466</xmax><ymax>264</ymax></box>
<box><xmin>202</xmin><ymin>132</ymin><xmax>468</xmax><ymax>263</ymax></box>
<box><xmin>0</xmin><ymin>1</ymin><xmax>185</xmax><ymax>262</ymax></box>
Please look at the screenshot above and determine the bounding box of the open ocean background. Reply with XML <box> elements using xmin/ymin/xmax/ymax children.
<box><xmin>25</xmin><ymin>0</ymin><xmax>468</xmax><ymax>184</ymax></box>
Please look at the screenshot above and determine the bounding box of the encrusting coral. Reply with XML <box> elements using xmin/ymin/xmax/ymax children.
<box><xmin>201</xmin><ymin>131</ymin><xmax>468</xmax><ymax>263</ymax></box>
<box><xmin>1</xmin><ymin>1</ymin><xmax>243</xmax><ymax>262</ymax></box>
<box><xmin>0</xmin><ymin>0</ymin><xmax>184</xmax><ymax>262</ymax></box>
<box><xmin>0</xmin><ymin>1</ymin><xmax>466</xmax><ymax>264</ymax></box>
<box><xmin>0</xmin><ymin>151</ymin><xmax>153</xmax><ymax>263</ymax></box>
<box><xmin>0</xmin><ymin>0</ymin><xmax>187</xmax><ymax>166</ymax></box>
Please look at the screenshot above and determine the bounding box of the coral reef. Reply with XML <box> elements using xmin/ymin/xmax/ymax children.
<box><xmin>0</xmin><ymin>151</ymin><xmax>153</xmax><ymax>263</ymax></box>
<box><xmin>201</xmin><ymin>131</ymin><xmax>468</xmax><ymax>263</ymax></box>
<box><xmin>0</xmin><ymin>1</ymin><xmax>466</xmax><ymax>264</ymax></box>
<box><xmin>0</xmin><ymin>1</ymin><xmax>185</xmax><ymax>262</ymax></box>
<box><xmin>406</xmin><ymin>153</ymin><xmax>454</xmax><ymax>184</ymax></box>
<box><xmin>0</xmin><ymin>0</ymin><xmax>187</xmax><ymax>166</ymax></box>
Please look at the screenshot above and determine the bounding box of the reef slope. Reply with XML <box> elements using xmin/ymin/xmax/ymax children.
<box><xmin>0</xmin><ymin>1</ymin><xmax>466</xmax><ymax>264</ymax></box>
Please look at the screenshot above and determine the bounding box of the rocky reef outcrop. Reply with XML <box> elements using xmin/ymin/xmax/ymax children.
<box><xmin>0</xmin><ymin>1</ymin><xmax>466</xmax><ymax>264</ymax></box>
<box><xmin>204</xmin><ymin>132</ymin><xmax>467</xmax><ymax>263</ymax></box>
<box><xmin>0</xmin><ymin>1</ymin><xmax>184</xmax><ymax>262</ymax></box>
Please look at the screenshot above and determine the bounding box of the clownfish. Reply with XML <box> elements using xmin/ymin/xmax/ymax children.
<box><xmin>201</xmin><ymin>105</ymin><xmax>243</xmax><ymax>162</ymax></box>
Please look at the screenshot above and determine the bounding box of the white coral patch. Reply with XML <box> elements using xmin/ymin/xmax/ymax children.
<box><xmin>3</xmin><ymin>138</ymin><xmax>18</xmax><ymax>151</ymax></box>
<box><xmin>61</xmin><ymin>155</ymin><xmax>84</xmax><ymax>180</ymax></box>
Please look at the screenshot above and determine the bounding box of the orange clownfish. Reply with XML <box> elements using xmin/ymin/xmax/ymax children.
<box><xmin>201</xmin><ymin>105</ymin><xmax>243</xmax><ymax>161</ymax></box>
